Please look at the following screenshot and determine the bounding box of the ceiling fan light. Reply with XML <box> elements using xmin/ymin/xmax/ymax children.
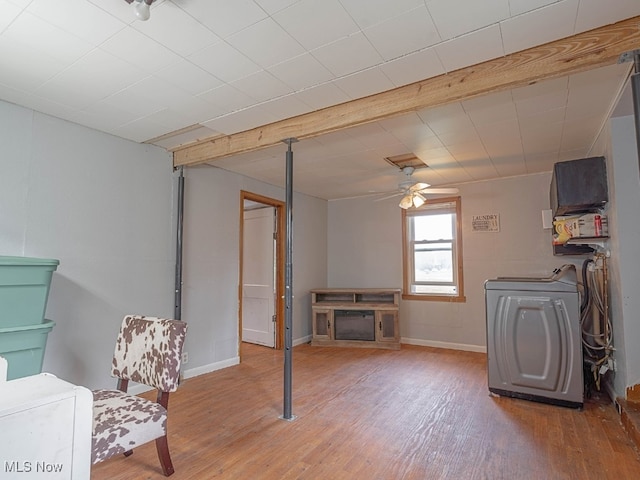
<box><xmin>413</xmin><ymin>193</ymin><xmax>426</xmax><ymax>208</ymax></box>
<box><xmin>133</xmin><ymin>0</ymin><xmax>151</xmax><ymax>21</ymax></box>
<box><xmin>399</xmin><ymin>195</ymin><xmax>413</xmax><ymax>209</ymax></box>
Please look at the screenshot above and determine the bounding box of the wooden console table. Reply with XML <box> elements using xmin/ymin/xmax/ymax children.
<box><xmin>311</xmin><ymin>288</ymin><xmax>400</xmax><ymax>350</ymax></box>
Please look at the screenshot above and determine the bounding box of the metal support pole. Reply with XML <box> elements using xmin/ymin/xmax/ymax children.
<box><xmin>281</xmin><ymin>137</ymin><xmax>298</xmax><ymax>421</ymax></box>
<box><xmin>174</xmin><ymin>167</ymin><xmax>185</xmax><ymax>320</ymax></box>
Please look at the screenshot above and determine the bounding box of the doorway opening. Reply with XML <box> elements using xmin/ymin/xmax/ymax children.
<box><xmin>239</xmin><ymin>191</ymin><xmax>285</xmax><ymax>356</ymax></box>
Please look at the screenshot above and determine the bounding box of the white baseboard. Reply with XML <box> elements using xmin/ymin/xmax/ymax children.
<box><xmin>401</xmin><ymin>337</ymin><xmax>487</xmax><ymax>353</ymax></box>
<box><xmin>183</xmin><ymin>357</ymin><xmax>240</xmax><ymax>380</ymax></box>
<box><xmin>293</xmin><ymin>335</ymin><xmax>312</xmax><ymax>346</ymax></box>
<box><xmin>127</xmin><ymin>357</ymin><xmax>240</xmax><ymax>395</ymax></box>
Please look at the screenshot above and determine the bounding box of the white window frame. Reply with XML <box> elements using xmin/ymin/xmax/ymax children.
<box><xmin>402</xmin><ymin>196</ymin><xmax>465</xmax><ymax>302</ymax></box>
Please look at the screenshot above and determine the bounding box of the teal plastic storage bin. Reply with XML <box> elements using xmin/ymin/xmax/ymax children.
<box><xmin>0</xmin><ymin>256</ymin><xmax>59</xmax><ymax>328</ymax></box>
<box><xmin>0</xmin><ymin>320</ymin><xmax>55</xmax><ymax>380</ymax></box>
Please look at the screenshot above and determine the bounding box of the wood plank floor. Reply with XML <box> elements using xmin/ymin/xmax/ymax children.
<box><xmin>91</xmin><ymin>343</ymin><xmax>640</xmax><ymax>479</ymax></box>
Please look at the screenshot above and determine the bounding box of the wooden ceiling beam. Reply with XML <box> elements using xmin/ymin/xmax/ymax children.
<box><xmin>173</xmin><ymin>16</ymin><xmax>640</xmax><ymax>167</ymax></box>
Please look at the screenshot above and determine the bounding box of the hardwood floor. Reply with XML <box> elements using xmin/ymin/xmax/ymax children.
<box><xmin>91</xmin><ymin>343</ymin><xmax>640</xmax><ymax>479</ymax></box>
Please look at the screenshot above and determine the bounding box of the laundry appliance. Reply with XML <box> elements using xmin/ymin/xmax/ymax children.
<box><xmin>485</xmin><ymin>264</ymin><xmax>583</xmax><ymax>408</ymax></box>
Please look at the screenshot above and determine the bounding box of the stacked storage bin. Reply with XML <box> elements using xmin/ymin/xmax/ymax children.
<box><xmin>0</xmin><ymin>256</ymin><xmax>58</xmax><ymax>380</ymax></box>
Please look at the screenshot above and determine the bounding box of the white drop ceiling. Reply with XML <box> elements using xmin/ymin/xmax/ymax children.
<box><xmin>1</xmin><ymin>0</ymin><xmax>639</xmax><ymax>200</ymax></box>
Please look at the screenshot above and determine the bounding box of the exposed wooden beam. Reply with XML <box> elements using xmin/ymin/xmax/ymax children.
<box><xmin>173</xmin><ymin>16</ymin><xmax>640</xmax><ymax>167</ymax></box>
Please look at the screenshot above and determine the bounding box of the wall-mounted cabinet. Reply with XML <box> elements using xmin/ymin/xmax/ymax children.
<box><xmin>311</xmin><ymin>289</ymin><xmax>400</xmax><ymax>350</ymax></box>
<box><xmin>550</xmin><ymin>157</ymin><xmax>609</xmax><ymax>256</ymax></box>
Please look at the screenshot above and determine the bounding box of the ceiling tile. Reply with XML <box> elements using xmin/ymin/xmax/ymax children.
<box><xmin>272</xmin><ymin>0</ymin><xmax>360</xmax><ymax>50</ymax></box>
<box><xmin>189</xmin><ymin>42</ymin><xmax>261</xmax><ymax>83</ymax></box>
<box><xmin>293</xmin><ymin>82</ymin><xmax>351</xmax><ymax>110</ymax></box>
<box><xmin>434</xmin><ymin>25</ymin><xmax>503</xmax><ymax>72</ymax></box>
<box><xmin>0</xmin><ymin>0</ymin><xmax>22</xmax><ymax>32</ymax></box>
<box><xmin>509</xmin><ymin>0</ymin><xmax>560</xmax><ymax>16</ymax></box>
<box><xmin>253</xmin><ymin>0</ymin><xmax>300</xmax><ymax>15</ymax></box>
<box><xmin>3</xmin><ymin>11</ymin><xmax>93</xmax><ymax>64</ymax></box>
<box><xmin>379</xmin><ymin>48</ymin><xmax>445</xmax><ymax>87</ymax></box>
<box><xmin>227</xmin><ymin>17</ymin><xmax>305</xmax><ymax>69</ymax></box>
<box><xmin>259</xmin><ymin>94</ymin><xmax>313</xmax><ymax>119</ymax></box>
<box><xmin>363</xmin><ymin>5</ymin><xmax>440</xmax><ymax>61</ymax></box>
<box><xmin>134</xmin><ymin>1</ymin><xmax>220</xmax><ymax>56</ymax></box>
<box><xmin>173</xmin><ymin>0</ymin><xmax>268</xmax><ymax>38</ymax></box>
<box><xmin>103</xmin><ymin>77</ymin><xmax>193</xmax><ymax>118</ymax></box>
<box><xmin>154</xmin><ymin>59</ymin><xmax>224</xmax><ymax>96</ymax></box>
<box><xmin>426</xmin><ymin>0</ymin><xmax>510</xmax><ymax>40</ymax></box>
<box><xmin>231</xmin><ymin>70</ymin><xmax>293</xmax><ymax>103</ymax></box>
<box><xmin>463</xmin><ymin>90</ymin><xmax>517</xmax><ymax>125</ymax></box>
<box><xmin>491</xmin><ymin>155</ymin><xmax>527</xmax><ymax>177</ymax></box>
<box><xmin>575</xmin><ymin>0</ymin><xmax>640</xmax><ymax>33</ymax></box>
<box><xmin>332</xmin><ymin>67</ymin><xmax>394</xmax><ymax>99</ymax></box>
<box><xmin>418</xmin><ymin>102</ymin><xmax>475</xmax><ymax>136</ymax></box>
<box><xmin>26</xmin><ymin>0</ymin><xmax>125</xmax><ymax>46</ymax></box>
<box><xmin>0</xmin><ymin>36</ymin><xmax>66</xmax><ymax>91</ymax></box>
<box><xmin>339</xmin><ymin>0</ymin><xmax>424</xmax><ymax>29</ymax></box>
<box><xmin>268</xmin><ymin>53</ymin><xmax>335</xmax><ymax>91</ymax></box>
<box><xmin>197</xmin><ymin>83</ymin><xmax>257</xmax><ymax>114</ymax></box>
<box><xmin>311</xmin><ymin>32</ymin><xmax>383</xmax><ymax>77</ymax></box>
<box><xmin>100</xmin><ymin>26</ymin><xmax>182</xmax><ymax>74</ymax></box>
<box><xmin>500</xmin><ymin>0</ymin><xmax>579</xmax><ymax>55</ymax></box>
<box><xmin>35</xmin><ymin>49</ymin><xmax>147</xmax><ymax>109</ymax></box>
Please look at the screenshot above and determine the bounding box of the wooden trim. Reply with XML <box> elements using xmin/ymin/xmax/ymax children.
<box><xmin>173</xmin><ymin>16</ymin><xmax>640</xmax><ymax>167</ymax></box>
<box><xmin>401</xmin><ymin>196</ymin><xmax>465</xmax><ymax>303</ymax></box>
<box><xmin>239</xmin><ymin>191</ymin><xmax>286</xmax><ymax>353</ymax></box>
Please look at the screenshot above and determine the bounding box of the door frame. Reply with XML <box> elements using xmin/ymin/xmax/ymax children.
<box><xmin>239</xmin><ymin>190</ymin><xmax>285</xmax><ymax>353</ymax></box>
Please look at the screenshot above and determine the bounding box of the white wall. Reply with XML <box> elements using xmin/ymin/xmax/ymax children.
<box><xmin>328</xmin><ymin>172</ymin><xmax>570</xmax><ymax>350</ymax></box>
<box><xmin>181</xmin><ymin>165</ymin><xmax>327</xmax><ymax>375</ymax></box>
<box><xmin>0</xmin><ymin>100</ymin><xmax>175</xmax><ymax>389</ymax></box>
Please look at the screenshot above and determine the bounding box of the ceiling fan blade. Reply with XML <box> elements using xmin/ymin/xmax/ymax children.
<box><xmin>408</xmin><ymin>182</ymin><xmax>430</xmax><ymax>192</ymax></box>
<box><xmin>417</xmin><ymin>187</ymin><xmax>459</xmax><ymax>195</ymax></box>
<box><xmin>373</xmin><ymin>191</ymin><xmax>403</xmax><ymax>202</ymax></box>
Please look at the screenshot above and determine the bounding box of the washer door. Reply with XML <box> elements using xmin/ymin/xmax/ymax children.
<box><xmin>494</xmin><ymin>295</ymin><xmax>570</xmax><ymax>392</ymax></box>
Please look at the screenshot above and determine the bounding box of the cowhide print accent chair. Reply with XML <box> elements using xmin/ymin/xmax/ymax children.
<box><xmin>91</xmin><ymin>315</ymin><xmax>187</xmax><ymax>476</ymax></box>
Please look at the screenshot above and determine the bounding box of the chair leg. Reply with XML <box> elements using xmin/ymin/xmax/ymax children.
<box><xmin>155</xmin><ymin>435</ymin><xmax>175</xmax><ymax>476</ymax></box>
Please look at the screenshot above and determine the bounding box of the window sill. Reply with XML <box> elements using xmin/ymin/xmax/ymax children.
<box><xmin>402</xmin><ymin>293</ymin><xmax>466</xmax><ymax>303</ymax></box>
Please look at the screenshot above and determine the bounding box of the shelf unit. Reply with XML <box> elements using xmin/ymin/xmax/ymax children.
<box><xmin>311</xmin><ymin>288</ymin><xmax>400</xmax><ymax>350</ymax></box>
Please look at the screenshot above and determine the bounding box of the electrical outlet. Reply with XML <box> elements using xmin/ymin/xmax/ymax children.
<box><xmin>181</xmin><ymin>352</ymin><xmax>188</xmax><ymax>364</ymax></box>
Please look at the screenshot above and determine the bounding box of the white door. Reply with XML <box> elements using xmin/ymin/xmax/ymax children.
<box><xmin>242</xmin><ymin>205</ymin><xmax>276</xmax><ymax>347</ymax></box>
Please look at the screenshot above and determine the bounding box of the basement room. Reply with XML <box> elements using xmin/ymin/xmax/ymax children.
<box><xmin>2</xmin><ymin>1</ymin><xmax>640</xmax><ymax>479</ymax></box>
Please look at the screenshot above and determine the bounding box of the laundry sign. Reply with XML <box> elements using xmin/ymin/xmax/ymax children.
<box><xmin>472</xmin><ymin>214</ymin><xmax>500</xmax><ymax>232</ymax></box>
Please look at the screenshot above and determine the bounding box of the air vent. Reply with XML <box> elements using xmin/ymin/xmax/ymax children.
<box><xmin>384</xmin><ymin>153</ymin><xmax>427</xmax><ymax>170</ymax></box>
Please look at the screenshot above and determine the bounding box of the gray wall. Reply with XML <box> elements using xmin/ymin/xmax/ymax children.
<box><xmin>0</xmin><ymin>99</ymin><xmax>328</xmax><ymax>389</ymax></box>
<box><xmin>604</xmin><ymin>114</ymin><xmax>640</xmax><ymax>398</ymax></box>
<box><xmin>180</xmin><ymin>165</ymin><xmax>328</xmax><ymax>376</ymax></box>
<box><xmin>0</xmin><ymin>100</ymin><xmax>175</xmax><ymax>389</ymax></box>
<box><xmin>328</xmin><ymin>172</ymin><xmax>563</xmax><ymax>351</ymax></box>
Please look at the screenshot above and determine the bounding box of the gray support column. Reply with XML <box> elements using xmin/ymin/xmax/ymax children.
<box><xmin>631</xmin><ymin>52</ymin><xmax>640</xmax><ymax>170</ymax></box>
<box><xmin>281</xmin><ymin>138</ymin><xmax>298</xmax><ymax>421</ymax></box>
<box><xmin>174</xmin><ymin>167</ymin><xmax>185</xmax><ymax>320</ymax></box>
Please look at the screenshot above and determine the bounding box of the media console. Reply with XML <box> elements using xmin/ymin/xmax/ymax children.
<box><xmin>310</xmin><ymin>288</ymin><xmax>400</xmax><ymax>350</ymax></box>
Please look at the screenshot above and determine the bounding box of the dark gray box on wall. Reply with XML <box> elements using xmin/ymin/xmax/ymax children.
<box><xmin>550</xmin><ymin>156</ymin><xmax>608</xmax><ymax>216</ymax></box>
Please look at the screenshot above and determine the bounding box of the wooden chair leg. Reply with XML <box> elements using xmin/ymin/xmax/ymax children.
<box><xmin>156</xmin><ymin>435</ymin><xmax>174</xmax><ymax>476</ymax></box>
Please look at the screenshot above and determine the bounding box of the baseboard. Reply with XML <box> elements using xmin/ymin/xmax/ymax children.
<box><xmin>183</xmin><ymin>357</ymin><xmax>240</xmax><ymax>380</ymax></box>
<box><xmin>293</xmin><ymin>335</ymin><xmax>312</xmax><ymax>346</ymax></box>
<box><xmin>126</xmin><ymin>357</ymin><xmax>240</xmax><ymax>395</ymax></box>
<box><xmin>401</xmin><ymin>337</ymin><xmax>487</xmax><ymax>353</ymax></box>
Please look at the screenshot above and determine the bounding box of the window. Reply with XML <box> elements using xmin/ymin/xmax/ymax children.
<box><xmin>402</xmin><ymin>197</ymin><xmax>465</xmax><ymax>302</ymax></box>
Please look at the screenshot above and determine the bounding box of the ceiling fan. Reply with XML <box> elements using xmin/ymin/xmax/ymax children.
<box><xmin>379</xmin><ymin>166</ymin><xmax>459</xmax><ymax>209</ymax></box>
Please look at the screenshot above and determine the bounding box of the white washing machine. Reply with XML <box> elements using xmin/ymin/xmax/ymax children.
<box><xmin>485</xmin><ymin>264</ymin><xmax>583</xmax><ymax>408</ymax></box>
